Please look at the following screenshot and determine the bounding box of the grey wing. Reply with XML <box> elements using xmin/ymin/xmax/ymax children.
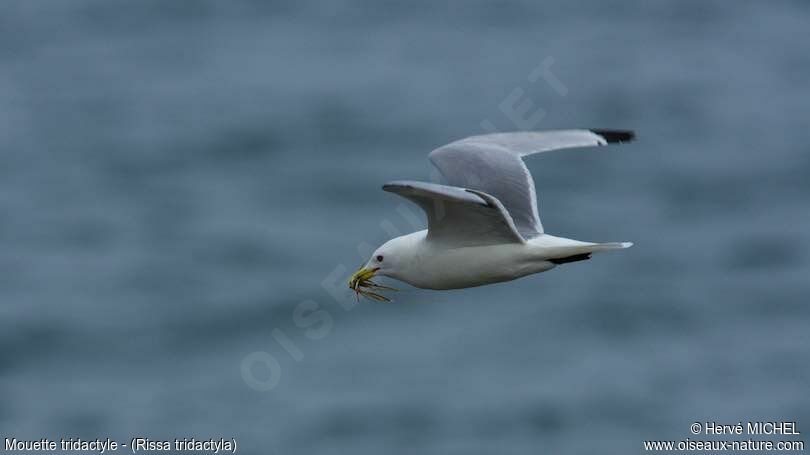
<box><xmin>428</xmin><ymin>129</ymin><xmax>634</xmax><ymax>239</ymax></box>
<box><xmin>382</xmin><ymin>180</ymin><xmax>524</xmax><ymax>246</ymax></box>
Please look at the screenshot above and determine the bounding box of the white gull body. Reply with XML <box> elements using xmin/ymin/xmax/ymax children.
<box><xmin>356</xmin><ymin>129</ymin><xmax>635</xmax><ymax>291</ymax></box>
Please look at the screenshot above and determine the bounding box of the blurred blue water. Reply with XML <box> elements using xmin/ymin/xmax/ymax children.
<box><xmin>1</xmin><ymin>1</ymin><xmax>809</xmax><ymax>454</ymax></box>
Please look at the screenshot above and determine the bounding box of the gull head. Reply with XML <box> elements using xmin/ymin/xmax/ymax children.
<box><xmin>347</xmin><ymin>241</ymin><xmax>404</xmax><ymax>302</ymax></box>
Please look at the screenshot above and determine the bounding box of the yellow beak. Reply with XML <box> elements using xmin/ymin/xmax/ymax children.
<box><xmin>348</xmin><ymin>266</ymin><xmax>378</xmax><ymax>290</ymax></box>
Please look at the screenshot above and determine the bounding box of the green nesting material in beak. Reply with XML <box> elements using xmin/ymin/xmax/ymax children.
<box><xmin>348</xmin><ymin>266</ymin><xmax>397</xmax><ymax>302</ymax></box>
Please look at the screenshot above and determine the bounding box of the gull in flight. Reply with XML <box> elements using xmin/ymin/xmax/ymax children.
<box><xmin>349</xmin><ymin>129</ymin><xmax>635</xmax><ymax>301</ymax></box>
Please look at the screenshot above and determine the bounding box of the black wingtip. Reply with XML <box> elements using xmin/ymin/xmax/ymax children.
<box><xmin>591</xmin><ymin>129</ymin><xmax>635</xmax><ymax>144</ymax></box>
<box><xmin>549</xmin><ymin>253</ymin><xmax>592</xmax><ymax>265</ymax></box>
<box><xmin>382</xmin><ymin>181</ymin><xmax>412</xmax><ymax>192</ymax></box>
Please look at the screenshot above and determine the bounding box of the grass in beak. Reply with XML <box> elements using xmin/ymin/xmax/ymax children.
<box><xmin>350</xmin><ymin>275</ymin><xmax>398</xmax><ymax>302</ymax></box>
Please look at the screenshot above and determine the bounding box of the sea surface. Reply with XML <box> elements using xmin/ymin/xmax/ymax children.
<box><xmin>1</xmin><ymin>1</ymin><xmax>809</xmax><ymax>454</ymax></box>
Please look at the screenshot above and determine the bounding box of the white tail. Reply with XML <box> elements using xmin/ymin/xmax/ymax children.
<box><xmin>544</xmin><ymin>241</ymin><xmax>633</xmax><ymax>264</ymax></box>
<box><xmin>589</xmin><ymin>241</ymin><xmax>633</xmax><ymax>252</ymax></box>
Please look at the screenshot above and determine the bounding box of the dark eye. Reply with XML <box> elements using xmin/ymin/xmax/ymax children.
<box><xmin>376</xmin><ymin>255</ymin><xmax>384</xmax><ymax>262</ymax></box>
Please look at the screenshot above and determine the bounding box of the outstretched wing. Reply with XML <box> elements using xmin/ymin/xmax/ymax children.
<box><xmin>429</xmin><ymin>129</ymin><xmax>634</xmax><ymax>239</ymax></box>
<box><xmin>382</xmin><ymin>180</ymin><xmax>524</xmax><ymax>246</ymax></box>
